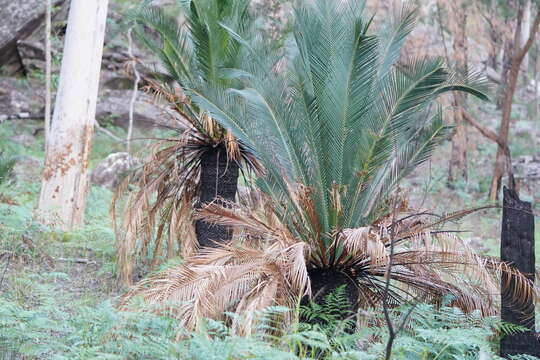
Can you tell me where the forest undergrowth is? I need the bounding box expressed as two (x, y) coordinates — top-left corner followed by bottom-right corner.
(0, 115), (538, 359)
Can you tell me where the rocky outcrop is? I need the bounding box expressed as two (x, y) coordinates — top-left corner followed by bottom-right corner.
(0, 77), (44, 122)
(0, 0), (173, 131)
(90, 152), (142, 190)
(96, 89), (174, 129)
(0, 0), (65, 75)
(0, 0), (46, 73)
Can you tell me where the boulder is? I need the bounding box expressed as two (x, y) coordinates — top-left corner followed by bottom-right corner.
(0, 77), (44, 118)
(90, 152), (142, 190)
(0, 0), (64, 74)
(12, 155), (42, 183)
(17, 40), (47, 73)
(12, 133), (37, 147)
(96, 90), (172, 129)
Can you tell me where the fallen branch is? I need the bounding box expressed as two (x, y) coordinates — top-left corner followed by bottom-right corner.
(462, 111), (506, 149)
(463, 111), (516, 191)
(95, 121), (124, 142)
(55, 257), (96, 264)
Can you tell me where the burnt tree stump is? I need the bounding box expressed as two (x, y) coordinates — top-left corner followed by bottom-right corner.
(500, 187), (539, 358)
(195, 146), (240, 248)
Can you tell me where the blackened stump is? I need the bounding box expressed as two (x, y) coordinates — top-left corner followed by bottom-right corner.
(303, 268), (359, 327)
(500, 187), (540, 358)
(195, 147), (240, 248)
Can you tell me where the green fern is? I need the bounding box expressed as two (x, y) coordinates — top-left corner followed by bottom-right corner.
(300, 286), (354, 328)
(297, 287), (358, 358)
(0, 151), (15, 186)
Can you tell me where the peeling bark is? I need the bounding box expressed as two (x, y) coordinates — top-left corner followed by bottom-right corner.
(38, 0), (109, 230)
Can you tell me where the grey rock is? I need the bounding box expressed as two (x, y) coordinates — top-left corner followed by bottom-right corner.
(90, 152), (142, 190)
(17, 40), (47, 73)
(13, 155), (42, 183)
(0, 77), (44, 116)
(96, 90), (171, 129)
(513, 155), (540, 181)
(0, 0), (47, 73)
(12, 133), (36, 147)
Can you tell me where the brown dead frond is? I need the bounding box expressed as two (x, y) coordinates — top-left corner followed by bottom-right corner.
(119, 193), (540, 332)
(112, 79), (263, 286)
(119, 240), (310, 334)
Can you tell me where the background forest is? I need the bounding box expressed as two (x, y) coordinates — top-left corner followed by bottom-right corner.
(0, 0), (539, 359)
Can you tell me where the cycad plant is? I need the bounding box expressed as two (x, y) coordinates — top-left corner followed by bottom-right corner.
(113, 0), (262, 285)
(120, 0), (539, 330)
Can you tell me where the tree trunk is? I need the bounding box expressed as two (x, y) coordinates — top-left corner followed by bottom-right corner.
(195, 146), (240, 248)
(497, 38), (514, 110)
(38, 0), (109, 230)
(448, 1), (468, 184)
(486, 21), (502, 71)
(521, 0), (531, 80)
(44, 0), (51, 154)
(500, 187), (539, 357)
(490, 55), (519, 201)
(490, 5), (540, 200)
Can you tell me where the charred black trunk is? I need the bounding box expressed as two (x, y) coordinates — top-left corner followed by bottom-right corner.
(500, 187), (540, 357)
(302, 268), (359, 329)
(195, 146), (240, 248)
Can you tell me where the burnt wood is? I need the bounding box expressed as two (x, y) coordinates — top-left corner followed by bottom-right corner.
(195, 146), (240, 248)
(500, 187), (539, 357)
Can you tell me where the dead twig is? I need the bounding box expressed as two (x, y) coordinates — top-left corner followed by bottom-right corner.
(95, 121), (125, 142)
(126, 27), (141, 156)
(55, 257), (96, 265)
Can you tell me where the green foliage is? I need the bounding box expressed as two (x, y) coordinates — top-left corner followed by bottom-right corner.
(387, 304), (498, 359)
(1, 288), (533, 360)
(297, 286), (358, 358)
(130, 0), (255, 89)
(300, 286), (355, 333)
(0, 151), (15, 186)
(193, 0), (489, 240)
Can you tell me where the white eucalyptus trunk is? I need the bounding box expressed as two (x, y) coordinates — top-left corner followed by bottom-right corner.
(38, 0), (109, 230)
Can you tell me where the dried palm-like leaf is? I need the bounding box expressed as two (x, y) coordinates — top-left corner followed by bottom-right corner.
(120, 194), (540, 332)
(120, 240), (310, 333)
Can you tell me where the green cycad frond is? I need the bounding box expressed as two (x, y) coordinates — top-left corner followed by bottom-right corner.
(191, 0), (489, 235)
(132, 0), (252, 87)
(120, 197), (540, 332)
(120, 0), (539, 331)
(114, 0), (262, 286)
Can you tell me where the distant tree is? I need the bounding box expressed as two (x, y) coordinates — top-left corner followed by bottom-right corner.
(38, 0), (109, 229)
(465, 0), (540, 200)
(489, 1), (540, 200)
(444, 0), (470, 184)
(44, 0), (51, 153)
